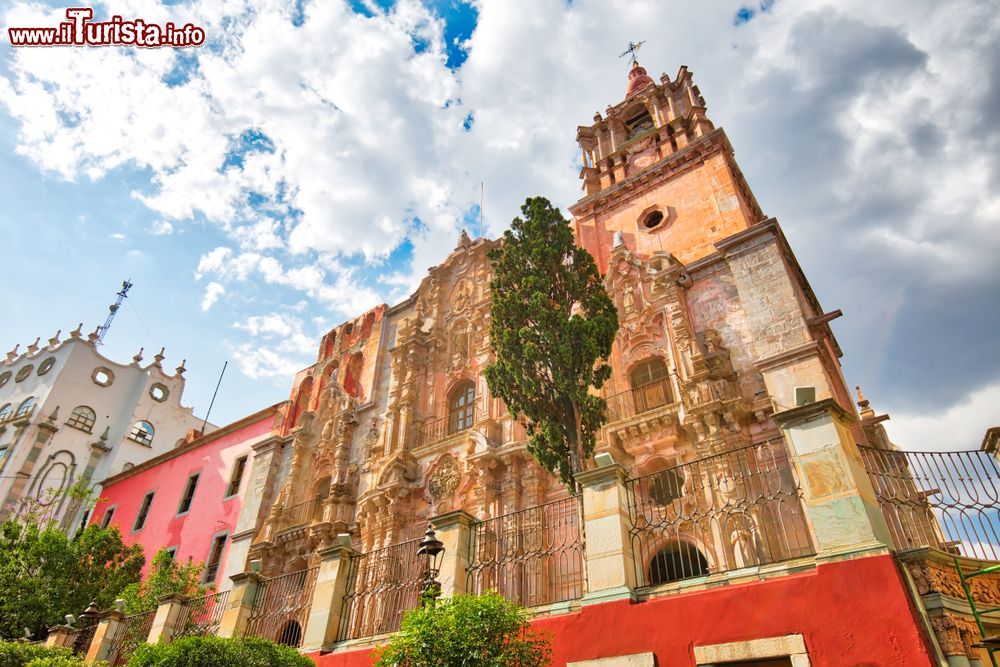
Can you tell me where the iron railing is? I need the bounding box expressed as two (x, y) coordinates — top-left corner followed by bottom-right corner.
(859, 447), (1000, 561)
(106, 609), (155, 666)
(171, 590), (230, 639)
(279, 496), (321, 531)
(467, 496), (586, 607)
(71, 615), (99, 656)
(337, 538), (424, 641)
(244, 567), (318, 647)
(626, 439), (816, 589)
(605, 378), (674, 423)
(414, 407), (485, 448)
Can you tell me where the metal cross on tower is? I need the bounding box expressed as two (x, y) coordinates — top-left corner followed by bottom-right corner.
(96, 279), (133, 345)
(620, 40), (645, 66)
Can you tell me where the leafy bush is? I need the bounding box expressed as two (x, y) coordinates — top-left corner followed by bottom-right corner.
(373, 591), (551, 667)
(0, 642), (73, 667)
(25, 655), (107, 667)
(118, 549), (208, 614)
(127, 635), (313, 667)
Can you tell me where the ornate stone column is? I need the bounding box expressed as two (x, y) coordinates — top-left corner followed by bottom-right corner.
(301, 535), (358, 652)
(430, 510), (476, 598)
(577, 456), (637, 605)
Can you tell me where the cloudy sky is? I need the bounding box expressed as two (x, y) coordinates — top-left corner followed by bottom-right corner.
(1, 0), (997, 450)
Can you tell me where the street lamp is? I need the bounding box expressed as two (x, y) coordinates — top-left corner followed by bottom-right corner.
(417, 524), (444, 605)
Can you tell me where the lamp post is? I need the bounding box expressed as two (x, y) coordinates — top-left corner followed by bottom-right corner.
(417, 524), (444, 605)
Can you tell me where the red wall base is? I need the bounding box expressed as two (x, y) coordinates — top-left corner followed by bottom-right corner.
(310, 555), (934, 667)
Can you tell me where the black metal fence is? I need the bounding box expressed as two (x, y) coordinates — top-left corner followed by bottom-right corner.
(626, 439), (816, 588)
(171, 590), (230, 639)
(858, 446), (1000, 561)
(466, 496), (586, 607)
(106, 609), (155, 666)
(71, 617), (99, 656)
(244, 567), (318, 647)
(336, 538), (424, 641)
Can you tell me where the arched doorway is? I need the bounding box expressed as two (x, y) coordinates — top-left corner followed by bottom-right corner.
(648, 541), (709, 585)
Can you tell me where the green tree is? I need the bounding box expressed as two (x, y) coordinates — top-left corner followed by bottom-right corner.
(0, 518), (144, 641)
(118, 549), (208, 614)
(484, 196), (619, 486)
(373, 592), (550, 667)
(127, 636), (312, 667)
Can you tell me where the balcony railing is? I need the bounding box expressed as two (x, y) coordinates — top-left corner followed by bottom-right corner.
(605, 378), (674, 423)
(625, 439), (816, 588)
(337, 538), (424, 641)
(858, 446), (1000, 561)
(244, 567), (318, 648)
(413, 407), (485, 449)
(106, 609), (155, 666)
(278, 496), (321, 531)
(466, 496), (586, 607)
(171, 590), (230, 639)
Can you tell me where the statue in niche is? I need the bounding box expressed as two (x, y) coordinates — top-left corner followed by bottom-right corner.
(450, 322), (470, 369)
(622, 284), (636, 314)
(451, 278), (474, 313)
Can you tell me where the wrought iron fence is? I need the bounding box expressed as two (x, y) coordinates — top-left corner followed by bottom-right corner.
(171, 590), (230, 639)
(626, 439), (816, 589)
(70, 608), (100, 656)
(467, 496), (586, 607)
(279, 496), (321, 531)
(414, 407), (485, 448)
(106, 609), (155, 666)
(858, 446), (1000, 561)
(336, 538), (424, 641)
(605, 378), (674, 423)
(244, 567), (318, 647)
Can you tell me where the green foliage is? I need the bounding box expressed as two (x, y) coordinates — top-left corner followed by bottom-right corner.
(373, 592), (551, 667)
(25, 655), (107, 667)
(126, 635), (313, 667)
(118, 549), (208, 614)
(485, 196), (619, 485)
(0, 641), (83, 667)
(0, 518), (144, 641)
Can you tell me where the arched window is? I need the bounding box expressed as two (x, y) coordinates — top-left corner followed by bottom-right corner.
(0, 403), (12, 422)
(629, 358), (672, 412)
(649, 542), (709, 585)
(14, 397), (36, 419)
(625, 108), (654, 139)
(128, 420), (155, 447)
(66, 406), (97, 433)
(448, 381), (476, 435)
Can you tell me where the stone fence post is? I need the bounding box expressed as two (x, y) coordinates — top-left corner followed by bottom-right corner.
(431, 510), (476, 598)
(218, 572), (264, 639)
(146, 594), (188, 645)
(85, 610), (124, 663)
(577, 456), (637, 605)
(44, 625), (78, 649)
(301, 534), (358, 652)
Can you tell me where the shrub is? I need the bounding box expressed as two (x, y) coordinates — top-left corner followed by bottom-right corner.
(25, 656), (107, 667)
(127, 635), (313, 667)
(0, 642), (73, 667)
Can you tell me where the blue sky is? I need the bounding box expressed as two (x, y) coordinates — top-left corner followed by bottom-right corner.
(1, 0), (998, 450)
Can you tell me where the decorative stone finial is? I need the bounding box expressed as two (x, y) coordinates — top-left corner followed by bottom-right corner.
(153, 347), (165, 368)
(46, 406), (59, 424)
(132, 347), (144, 365)
(70, 323), (83, 338)
(87, 326), (101, 343)
(626, 60), (655, 97)
(458, 229), (472, 247)
(856, 385), (875, 419)
(26, 337), (40, 354)
(175, 359), (187, 376)
(5, 344), (19, 362)
(99, 426), (110, 442)
(613, 230), (624, 248)
(47, 330), (61, 347)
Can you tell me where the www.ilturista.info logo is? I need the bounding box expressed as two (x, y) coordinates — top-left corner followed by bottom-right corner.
(8, 8), (205, 47)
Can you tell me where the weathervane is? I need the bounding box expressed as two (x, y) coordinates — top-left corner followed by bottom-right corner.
(620, 40), (645, 67)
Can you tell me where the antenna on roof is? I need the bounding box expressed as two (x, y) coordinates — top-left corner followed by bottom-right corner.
(480, 182), (484, 238)
(95, 279), (133, 345)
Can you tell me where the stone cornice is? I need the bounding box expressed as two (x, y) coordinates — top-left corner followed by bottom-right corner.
(772, 398), (855, 429)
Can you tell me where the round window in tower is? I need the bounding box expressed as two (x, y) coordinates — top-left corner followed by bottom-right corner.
(37, 357), (56, 376)
(149, 383), (169, 402)
(92, 367), (115, 387)
(15, 365), (33, 382)
(0, 371), (11, 388)
(641, 209), (665, 231)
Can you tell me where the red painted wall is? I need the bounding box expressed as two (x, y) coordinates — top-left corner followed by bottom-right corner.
(91, 410), (275, 584)
(310, 555), (934, 667)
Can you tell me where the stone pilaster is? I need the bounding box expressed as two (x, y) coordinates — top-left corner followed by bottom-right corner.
(44, 625), (78, 649)
(85, 611), (124, 662)
(576, 460), (637, 605)
(773, 399), (892, 560)
(0, 420), (57, 518)
(217, 572), (263, 639)
(146, 594), (187, 645)
(430, 510), (475, 598)
(301, 535), (358, 652)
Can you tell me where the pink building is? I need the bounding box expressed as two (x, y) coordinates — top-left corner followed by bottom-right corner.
(91, 403), (284, 588)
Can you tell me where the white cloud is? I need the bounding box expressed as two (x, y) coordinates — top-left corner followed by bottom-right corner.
(148, 220), (175, 236)
(201, 282), (225, 311)
(231, 311), (318, 379)
(883, 382), (1000, 452)
(109, 232), (127, 240)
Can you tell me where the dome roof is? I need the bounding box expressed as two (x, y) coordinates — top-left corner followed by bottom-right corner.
(626, 61), (655, 97)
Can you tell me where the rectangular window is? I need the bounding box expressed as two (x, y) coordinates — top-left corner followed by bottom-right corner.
(133, 491), (155, 531)
(177, 473), (200, 515)
(101, 506), (116, 528)
(203, 534), (228, 584)
(225, 456), (248, 498)
(165, 546), (177, 560)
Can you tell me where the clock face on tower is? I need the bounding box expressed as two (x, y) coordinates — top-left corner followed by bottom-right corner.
(627, 135), (658, 171)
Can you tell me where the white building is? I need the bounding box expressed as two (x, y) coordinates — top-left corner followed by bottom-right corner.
(0, 324), (210, 533)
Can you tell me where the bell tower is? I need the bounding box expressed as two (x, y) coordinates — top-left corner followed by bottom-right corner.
(571, 60), (765, 272)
